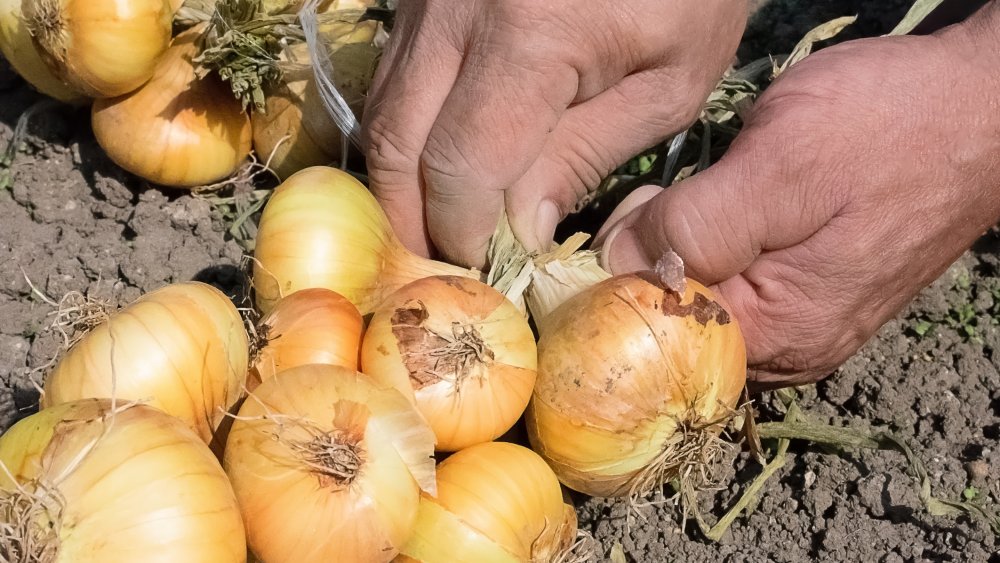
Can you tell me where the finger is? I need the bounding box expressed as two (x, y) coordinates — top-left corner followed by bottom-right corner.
(362, 2), (466, 257)
(598, 103), (848, 284)
(419, 29), (580, 268)
(594, 184), (663, 244)
(505, 66), (706, 252)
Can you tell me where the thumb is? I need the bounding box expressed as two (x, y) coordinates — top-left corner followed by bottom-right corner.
(597, 114), (845, 286)
(598, 160), (763, 285)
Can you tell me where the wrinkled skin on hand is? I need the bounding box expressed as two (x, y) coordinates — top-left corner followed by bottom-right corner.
(362, 0), (747, 267)
(598, 7), (1000, 389)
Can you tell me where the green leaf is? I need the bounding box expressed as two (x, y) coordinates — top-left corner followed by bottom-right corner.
(913, 320), (933, 336)
(888, 0), (947, 36)
(963, 487), (979, 501)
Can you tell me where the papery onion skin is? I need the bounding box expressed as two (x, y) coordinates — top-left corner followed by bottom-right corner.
(398, 441), (577, 563)
(526, 273), (747, 498)
(224, 364), (437, 563)
(252, 166), (478, 315)
(361, 276), (537, 452)
(0, 399), (246, 562)
(250, 287), (363, 389)
(42, 281), (249, 445)
(91, 26), (252, 188)
(24, 0), (173, 98)
(0, 0), (84, 102)
(251, 25), (377, 180)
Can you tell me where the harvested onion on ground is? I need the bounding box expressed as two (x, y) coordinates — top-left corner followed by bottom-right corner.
(250, 287), (363, 390)
(361, 275), (536, 452)
(398, 441), (579, 563)
(252, 166), (479, 315)
(43, 281), (248, 444)
(23, 0), (173, 98)
(224, 364), (436, 563)
(91, 25), (252, 188)
(525, 258), (747, 498)
(0, 399), (246, 562)
(251, 20), (378, 179)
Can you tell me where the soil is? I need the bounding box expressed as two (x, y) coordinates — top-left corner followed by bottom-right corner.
(1, 1), (998, 562)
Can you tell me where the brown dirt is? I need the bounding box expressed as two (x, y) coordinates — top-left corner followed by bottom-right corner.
(1, 1), (997, 562)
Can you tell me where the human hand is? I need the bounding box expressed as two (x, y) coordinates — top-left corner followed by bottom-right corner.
(362, 0), (747, 267)
(596, 11), (1000, 389)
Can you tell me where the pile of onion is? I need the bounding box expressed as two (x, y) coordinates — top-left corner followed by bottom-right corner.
(524, 253), (747, 498)
(361, 275), (537, 452)
(0, 399), (246, 561)
(224, 364), (436, 563)
(43, 281), (248, 444)
(250, 287), (364, 390)
(398, 441), (579, 562)
(252, 166), (479, 315)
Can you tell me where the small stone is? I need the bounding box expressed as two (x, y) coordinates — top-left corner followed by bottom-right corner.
(966, 460), (989, 481)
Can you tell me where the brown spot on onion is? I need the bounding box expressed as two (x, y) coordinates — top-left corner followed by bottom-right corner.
(662, 291), (731, 326)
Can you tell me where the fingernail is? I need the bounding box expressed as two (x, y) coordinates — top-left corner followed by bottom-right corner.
(601, 224), (653, 275)
(535, 200), (561, 252)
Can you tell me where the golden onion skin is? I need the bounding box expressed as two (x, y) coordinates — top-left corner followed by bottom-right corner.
(0, 399), (246, 562)
(91, 26), (252, 188)
(398, 442), (576, 563)
(361, 276), (537, 452)
(526, 274), (747, 497)
(24, 0), (173, 98)
(0, 0), (84, 102)
(224, 365), (436, 563)
(250, 287), (364, 389)
(43, 281), (249, 444)
(251, 23), (377, 179)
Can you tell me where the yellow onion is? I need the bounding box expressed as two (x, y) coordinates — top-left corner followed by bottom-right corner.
(398, 441), (577, 563)
(23, 0), (172, 98)
(252, 166), (479, 315)
(252, 23), (378, 180)
(0, 399), (246, 561)
(91, 26), (252, 188)
(224, 364), (436, 563)
(361, 276), (536, 452)
(43, 281), (248, 445)
(526, 271), (746, 498)
(0, 0), (84, 102)
(250, 287), (363, 390)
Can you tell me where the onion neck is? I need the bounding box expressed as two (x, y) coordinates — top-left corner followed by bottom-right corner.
(379, 240), (483, 309)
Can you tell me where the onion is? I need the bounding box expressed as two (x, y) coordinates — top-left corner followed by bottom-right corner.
(91, 25), (252, 188)
(23, 0), (172, 98)
(361, 275), (536, 452)
(250, 287), (363, 390)
(43, 281), (248, 445)
(252, 166), (480, 315)
(224, 363), (436, 563)
(0, 0), (84, 103)
(251, 22), (378, 180)
(398, 441), (578, 562)
(525, 268), (747, 498)
(0, 399), (246, 561)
